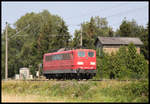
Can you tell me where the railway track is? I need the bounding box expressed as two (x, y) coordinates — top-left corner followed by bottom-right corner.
(7, 78), (146, 82)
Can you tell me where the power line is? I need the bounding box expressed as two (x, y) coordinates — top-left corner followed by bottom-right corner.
(64, 3), (131, 21)
(9, 24), (30, 39)
(67, 5), (147, 36)
(106, 6), (147, 19)
(3, 5), (147, 37)
(67, 5), (147, 27)
(65, 3), (146, 28)
(47, 35), (71, 37)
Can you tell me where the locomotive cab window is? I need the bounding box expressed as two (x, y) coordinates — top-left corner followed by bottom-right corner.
(88, 52), (94, 57)
(78, 51), (85, 57)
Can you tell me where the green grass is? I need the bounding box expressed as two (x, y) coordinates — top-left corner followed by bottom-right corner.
(2, 79), (149, 102)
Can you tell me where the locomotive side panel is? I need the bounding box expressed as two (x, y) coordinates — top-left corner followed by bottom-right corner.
(43, 51), (74, 74)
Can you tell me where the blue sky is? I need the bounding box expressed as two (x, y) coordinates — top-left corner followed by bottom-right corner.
(2, 1), (149, 36)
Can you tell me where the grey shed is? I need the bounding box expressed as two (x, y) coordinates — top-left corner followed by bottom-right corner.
(95, 37), (143, 55)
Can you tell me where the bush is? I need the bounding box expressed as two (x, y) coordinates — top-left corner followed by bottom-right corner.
(96, 51), (111, 79)
(126, 43), (148, 79)
(96, 43), (148, 80)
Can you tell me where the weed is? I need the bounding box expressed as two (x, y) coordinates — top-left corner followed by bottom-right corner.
(2, 80), (149, 102)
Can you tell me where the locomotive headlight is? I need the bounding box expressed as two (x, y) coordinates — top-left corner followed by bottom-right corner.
(90, 62), (95, 65)
(77, 62), (84, 65)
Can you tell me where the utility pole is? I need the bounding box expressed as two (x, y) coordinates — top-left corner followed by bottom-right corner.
(5, 22), (8, 80)
(4, 22), (30, 80)
(38, 64), (41, 79)
(80, 24), (82, 47)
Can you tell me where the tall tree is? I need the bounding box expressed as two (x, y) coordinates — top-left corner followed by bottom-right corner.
(139, 23), (149, 60)
(72, 16), (114, 48)
(116, 19), (142, 37)
(116, 19), (149, 59)
(1, 10), (71, 78)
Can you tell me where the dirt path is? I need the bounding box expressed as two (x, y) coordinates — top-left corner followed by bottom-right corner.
(2, 94), (66, 102)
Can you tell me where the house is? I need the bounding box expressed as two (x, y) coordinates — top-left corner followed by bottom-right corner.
(95, 37), (143, 55)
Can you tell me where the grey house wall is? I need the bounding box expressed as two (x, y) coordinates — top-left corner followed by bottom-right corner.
(96, 41), (103, 56)
(95, 41), (141, 55)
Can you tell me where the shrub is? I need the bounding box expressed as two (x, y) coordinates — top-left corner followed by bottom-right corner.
(96, 43), (148, 80)
(96, 51), (110, 79)
(126, 43), (148, 79)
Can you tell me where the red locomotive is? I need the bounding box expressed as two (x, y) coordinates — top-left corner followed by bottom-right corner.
(43, 49), (96, 79)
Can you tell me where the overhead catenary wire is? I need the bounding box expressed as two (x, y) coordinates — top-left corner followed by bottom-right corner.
(9, 24), (30, 39)
(66, 5), (147, 37)
(65, 3), (147, 28)
(67, 5), (147, 28)
(46, 35), (71, 37)
(3, 5), (147, 37)
(106, 6), (147, 19)
(2, 3), (117, 33)
(64, 3), (131, 21)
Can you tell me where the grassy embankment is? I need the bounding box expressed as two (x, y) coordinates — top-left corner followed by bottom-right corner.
(2, 79), (148, 102)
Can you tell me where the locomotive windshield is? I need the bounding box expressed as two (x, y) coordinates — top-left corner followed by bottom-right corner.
(88, 52), (94, 57)
(78, 51), (85, 57)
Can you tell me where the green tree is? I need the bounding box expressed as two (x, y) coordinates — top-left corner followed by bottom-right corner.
(1, 25), (23, 78)
(116, 19), (141, 37)
(96, 43), (148, 80)
(72, 30), (81, 47)
(96, 51), (112, 79)
(72, 16), (114, 48)
(116, 19), (149, 60)
(126, 43), (148, 79)
(139, 24), (149, 60)
(1, 10), (71, 78)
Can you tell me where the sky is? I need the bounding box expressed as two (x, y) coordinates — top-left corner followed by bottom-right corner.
(1, 1), (149, 36)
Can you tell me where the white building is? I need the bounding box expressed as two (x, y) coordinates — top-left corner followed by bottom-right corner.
(19, 67), (33, 79)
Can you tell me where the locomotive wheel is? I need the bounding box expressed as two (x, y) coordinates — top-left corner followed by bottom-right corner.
(45, 74), (49, 79)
